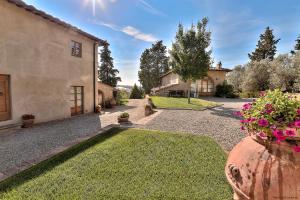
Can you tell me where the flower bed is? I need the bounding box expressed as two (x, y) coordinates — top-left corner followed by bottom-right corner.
(235, 90), (300, 152)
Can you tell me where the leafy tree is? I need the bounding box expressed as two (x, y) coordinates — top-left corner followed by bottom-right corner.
(98, 45), (121, 87)
(226, 65), (245, 92)
(248, 27), (280, 61)
(169, 18), (212, 103)
(242, 60), (271, 92)
(269, 54), (299, 92)
(130, 84), (144, 99)
(138, 41), (169, 94)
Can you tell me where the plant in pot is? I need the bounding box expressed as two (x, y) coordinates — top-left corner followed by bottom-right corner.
(22, 114), (35, 128)
(95, 105), (102, 113)
(118, 112), (129, 123)
(145, 104), (154, 116)
(226, 89), (300, 199)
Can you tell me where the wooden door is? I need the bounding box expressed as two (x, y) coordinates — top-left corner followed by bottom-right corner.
(70, 86), (84, 116)
(0, 75), (11, 121)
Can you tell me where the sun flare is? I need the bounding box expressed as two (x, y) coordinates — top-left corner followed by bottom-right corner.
(83, 0), (107, 15)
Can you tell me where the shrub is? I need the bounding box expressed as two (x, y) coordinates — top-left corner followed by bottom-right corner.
(119, 112), (129, 118)
(116, 90), (130, 105)
(236, 89), (300, 152)
(239, 91), (260, 98)
(130, 84), (144, 99)
(215, 82), (237, 98)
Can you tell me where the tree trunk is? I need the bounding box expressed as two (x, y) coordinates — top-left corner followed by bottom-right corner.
(187, 79), (192, 104)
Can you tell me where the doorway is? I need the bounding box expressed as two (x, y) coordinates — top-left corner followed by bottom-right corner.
(0, 75), (11, 121)
(70, 86), (84, 116)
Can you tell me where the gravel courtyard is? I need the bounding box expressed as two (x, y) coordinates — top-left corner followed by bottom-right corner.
(142, 98), (253, 151)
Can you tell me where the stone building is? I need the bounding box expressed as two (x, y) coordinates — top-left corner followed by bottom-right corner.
(0, 0), (107, 126)
(151, 63), (231, 97)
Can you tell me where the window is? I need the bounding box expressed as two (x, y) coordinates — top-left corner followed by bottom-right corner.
(71, 41), (82, 57)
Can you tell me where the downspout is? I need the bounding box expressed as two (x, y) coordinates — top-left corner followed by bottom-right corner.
(93, 42), (97, 112)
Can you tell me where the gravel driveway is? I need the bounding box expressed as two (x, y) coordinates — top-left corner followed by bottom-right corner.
(141, 98), (253, 151)
(0, 99), (147, 176)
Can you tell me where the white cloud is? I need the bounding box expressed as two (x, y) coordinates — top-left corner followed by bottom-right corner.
(137, 0), (165, 17)
(91, 20), (158, 43)
(122, 26), (158, 42)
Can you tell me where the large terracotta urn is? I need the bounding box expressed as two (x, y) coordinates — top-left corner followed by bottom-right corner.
(225, 135), (300, 200)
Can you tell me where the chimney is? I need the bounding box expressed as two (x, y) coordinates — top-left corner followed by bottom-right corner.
(216, 61), (222, 70)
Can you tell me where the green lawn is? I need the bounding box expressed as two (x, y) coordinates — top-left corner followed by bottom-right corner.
(151, 96), (218, 110)
(0, 128), (232, 200)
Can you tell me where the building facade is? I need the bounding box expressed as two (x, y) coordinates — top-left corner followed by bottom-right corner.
(152, 64), (231, 97)
(0, 0), (106, 126)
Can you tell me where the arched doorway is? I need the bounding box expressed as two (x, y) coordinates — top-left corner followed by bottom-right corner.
(98, 90), (104, 106)
(198, 76), (214, 96)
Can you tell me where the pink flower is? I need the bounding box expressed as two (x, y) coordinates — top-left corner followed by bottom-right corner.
(297, 108), (300, 116)
(240, 119), (249, 124)
(288, 122), (295, 128)
(295, 120), (300, 128)
(285, 129), (296, 137)
(258, 119), (269, 127)
(258, 132), (267, 140)
(240, 126), (246, 131)
(242, 103), (252, 110)
(273, 129), (285, 144)
(265, 109), (273, 114)
(270, 125), (277, 130)
(293, 146), (300, 153)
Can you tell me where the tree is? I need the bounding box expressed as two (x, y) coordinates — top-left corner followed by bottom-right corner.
(130, 84), (144, 99)
(98, 44), (121, 87)
(242, 60), (271, 92)
(248, 27), (280, 61)
(169, 18), (212, 103)
(291, 35), (300, 54)
(138, 41), (169, 94)
(226, 65), (245, 92)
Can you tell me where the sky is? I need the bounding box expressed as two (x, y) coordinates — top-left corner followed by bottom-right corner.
(23, 0), (300, 85)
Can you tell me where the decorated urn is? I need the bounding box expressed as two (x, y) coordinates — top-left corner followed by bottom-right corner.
(225, 90), (300, 200)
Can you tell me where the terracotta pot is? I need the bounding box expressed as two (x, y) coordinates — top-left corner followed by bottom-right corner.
(118, 116), (129, 123)
(225, 135), (300, 200)
(22, 119), (34, 128)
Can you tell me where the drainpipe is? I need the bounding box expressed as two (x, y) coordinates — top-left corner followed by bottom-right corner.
(93, 42), (97, 112)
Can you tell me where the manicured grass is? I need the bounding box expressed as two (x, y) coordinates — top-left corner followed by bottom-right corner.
(0, 128), (232, 200)
(151, 96), (218, 110)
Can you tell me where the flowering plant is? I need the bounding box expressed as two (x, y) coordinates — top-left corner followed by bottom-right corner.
(235, 90), (300, 152)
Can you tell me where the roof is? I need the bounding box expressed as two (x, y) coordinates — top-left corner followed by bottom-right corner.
(7, 0), (107, 45)
(160, 67), (232, 78)
(98, 81), (116, 90)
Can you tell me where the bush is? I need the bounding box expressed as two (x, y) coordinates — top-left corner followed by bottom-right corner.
(119, 112), (129, 118)
(130, 84), (144, 99)
(116, 90), (130, 105)
(215, 82), (237, 98)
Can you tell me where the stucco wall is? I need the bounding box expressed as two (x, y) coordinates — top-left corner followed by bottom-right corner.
(0, 1), (98, 126)
(158, 70), (227, 96)
(97, 82), (114, 104)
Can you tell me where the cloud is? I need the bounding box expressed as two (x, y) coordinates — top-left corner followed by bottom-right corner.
(91, 20), (158, 43)
(122, 26), (158, 42)
(137, 0), (165, 17)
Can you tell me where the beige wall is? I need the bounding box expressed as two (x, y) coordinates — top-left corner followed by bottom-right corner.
(158, 70), (227, 96)
(0, 1), (98, 126)
(97, 82), (114, 104)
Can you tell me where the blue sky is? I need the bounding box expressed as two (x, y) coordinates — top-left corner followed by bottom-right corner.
(24, 0), (300, 85)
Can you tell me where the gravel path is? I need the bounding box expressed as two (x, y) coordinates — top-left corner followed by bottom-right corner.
(0, 99), (147, 174)
(141, 98), (252, 151)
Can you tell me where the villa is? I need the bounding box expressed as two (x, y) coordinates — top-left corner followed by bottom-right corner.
(151, 62), (231, 97)
(0, 0), (107, 126)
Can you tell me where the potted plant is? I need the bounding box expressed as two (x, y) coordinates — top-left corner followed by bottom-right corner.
(95, 105), (102, 113)
(226, 89), (300, 199)
(145, 104), (154, 116)
(22, 114), (35, 128)
(118, 112), (129, 123)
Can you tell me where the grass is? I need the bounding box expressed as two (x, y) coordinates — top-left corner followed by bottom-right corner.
(0, 128), (232, 200)
(151, 96), (218, 110)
